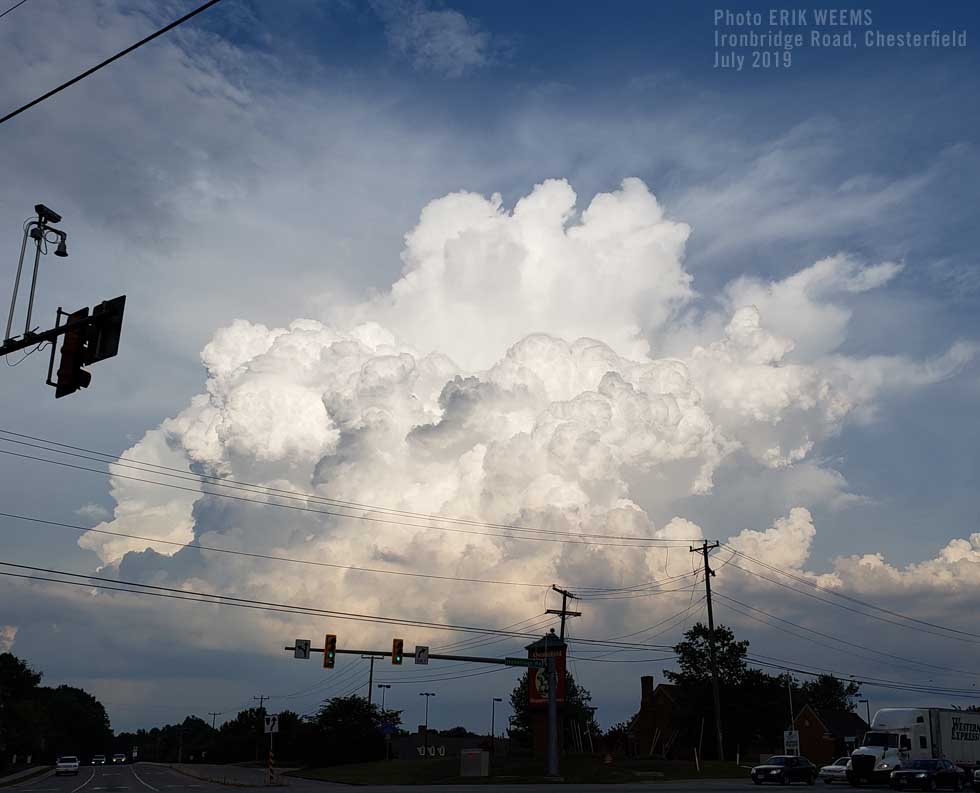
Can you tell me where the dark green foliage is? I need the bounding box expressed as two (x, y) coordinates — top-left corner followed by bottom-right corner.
(0, 653), (112, 769)
(507, 669), (599, 749)
(654, 624), (862, 759)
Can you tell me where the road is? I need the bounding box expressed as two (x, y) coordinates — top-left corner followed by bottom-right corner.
(8, 765), (831, 792)
(11, 765), (213, 793)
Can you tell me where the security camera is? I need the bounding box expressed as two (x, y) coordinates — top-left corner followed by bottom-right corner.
(34, 204), (62, 225)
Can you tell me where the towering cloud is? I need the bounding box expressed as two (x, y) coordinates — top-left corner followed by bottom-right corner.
(79, 178), (977, 655)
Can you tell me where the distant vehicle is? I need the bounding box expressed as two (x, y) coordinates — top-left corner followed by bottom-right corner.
(112, 753), (127, 764)
(92, 755), (106, 765)
(891, 758), (963, 790)
(56, 756), (80, 776)
(820, 757), (851, 784)
(850, 709), (980, 785)
(752, 755), (818, 785)
(972, 768), (979, 789)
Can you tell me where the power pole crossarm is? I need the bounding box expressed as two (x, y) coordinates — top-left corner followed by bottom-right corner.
(548, 585), (581, 642)
(691, 540), (724, 762)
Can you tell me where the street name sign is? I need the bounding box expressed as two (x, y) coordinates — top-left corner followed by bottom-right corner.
(504, 657), (545, 668)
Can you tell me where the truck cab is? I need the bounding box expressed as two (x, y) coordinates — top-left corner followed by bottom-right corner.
(849, 709), (932, 785)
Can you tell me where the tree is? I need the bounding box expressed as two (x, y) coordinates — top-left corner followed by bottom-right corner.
(799, 675), (861, 712)
(664, 622), (749, 687)
(312, 695), (388, 765)
(507, 670), (599, 750)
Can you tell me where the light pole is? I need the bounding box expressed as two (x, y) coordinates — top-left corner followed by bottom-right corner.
(420, 692), (436, 756)
(491, 697), (503, 759)
(377, 683), (391, 711)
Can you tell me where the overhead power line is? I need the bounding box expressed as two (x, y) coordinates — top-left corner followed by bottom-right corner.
(0, 429), (698, 551)
(0, 510), (700, 597)
(0, 0), (29, 21)
(0, 560), (674, 651)
(0, 0), (225, 126)
(0, 445), (701, 551)
(723, 546), (980, 641)
(714, 591), (980, 679)
(723, 557), (980, 646)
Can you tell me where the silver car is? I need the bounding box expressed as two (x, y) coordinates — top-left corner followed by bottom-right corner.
(820, 757), (851, 784)
(56, 756), (80, 776)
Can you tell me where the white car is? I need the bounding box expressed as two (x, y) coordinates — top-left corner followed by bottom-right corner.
(56, 756), (80, 776)
(819, 757), (851, 784)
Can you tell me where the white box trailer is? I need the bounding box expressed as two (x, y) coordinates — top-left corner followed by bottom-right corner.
(849, 709), (980, 785)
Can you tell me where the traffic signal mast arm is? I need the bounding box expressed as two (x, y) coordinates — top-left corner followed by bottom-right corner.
(285, 644), (544, 667)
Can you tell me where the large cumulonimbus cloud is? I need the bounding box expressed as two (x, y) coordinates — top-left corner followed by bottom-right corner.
(82, 178), (978, 652)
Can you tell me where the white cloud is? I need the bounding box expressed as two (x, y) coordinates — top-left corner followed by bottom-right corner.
(61, 178), (978, 685)
(0, 625), (16, 652)
(75, 503), (111, 523)
(373, 0), (492, 77)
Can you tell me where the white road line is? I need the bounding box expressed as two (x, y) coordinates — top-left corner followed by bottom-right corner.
(129, 767), (158, 793)
(71, 769), (96, 793)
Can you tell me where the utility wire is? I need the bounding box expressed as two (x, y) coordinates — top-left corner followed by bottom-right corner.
(0, 510), (697, 598)
(723, 558), (980, 646)
(714, 591), (980, 679)
(0, 560), (673, 651)
(0, 446), (699, 551)
(0, 0), (225, 126)
(0, 0), (29, 21)
(723, 546), (980, 640)
(0, 430), (702, 554)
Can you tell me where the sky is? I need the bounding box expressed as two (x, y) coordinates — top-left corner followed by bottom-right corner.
(1, 0), (979, 735)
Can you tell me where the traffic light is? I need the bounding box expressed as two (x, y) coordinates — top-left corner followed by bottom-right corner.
(392, 638), (404, 665)
(84, 295), (126, 364)
(55, 308), (92, 398)
(323, 634), (337, 669)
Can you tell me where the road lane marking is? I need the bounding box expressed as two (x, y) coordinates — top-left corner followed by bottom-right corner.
(70, 770), (96, 793)
(129, 768), (158, 793)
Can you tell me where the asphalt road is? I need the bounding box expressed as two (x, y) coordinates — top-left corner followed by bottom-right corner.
(9, 765), (855, 792)
(12, 764), (217, 793)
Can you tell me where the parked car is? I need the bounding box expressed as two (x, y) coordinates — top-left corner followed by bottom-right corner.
(92, 755), (106, 765)
(112, 753), (127, 764)
(972, 768), (979, 789)
(820, 757), (851, 784)
(56, 756), (80, 776)
(752, 755), (819, 785)
(891, 758), (963, 790)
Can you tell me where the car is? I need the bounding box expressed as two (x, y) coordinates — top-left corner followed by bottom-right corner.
(112, 753), (127, 764)
(752, 755), (819, 785)
(92, 755), (106, 765)
(973, 769), (980, 790)
(819, 757), (851, 784)
(891, 758), (963, 791)
(55, 756), (80, 776)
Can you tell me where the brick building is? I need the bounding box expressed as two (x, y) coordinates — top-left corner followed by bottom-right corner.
(793, 704), (868, 767)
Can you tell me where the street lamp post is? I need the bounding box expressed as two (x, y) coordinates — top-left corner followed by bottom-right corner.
(420, 692), (436, 756)
(377, 683), (391, 711)
(491, 697), (503, 759)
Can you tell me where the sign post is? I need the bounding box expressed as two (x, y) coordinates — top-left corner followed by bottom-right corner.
(264, 714), (279, 785)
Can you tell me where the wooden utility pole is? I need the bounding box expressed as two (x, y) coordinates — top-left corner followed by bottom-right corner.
(547, 585), (581, 641)
(690, 541), (724, 761)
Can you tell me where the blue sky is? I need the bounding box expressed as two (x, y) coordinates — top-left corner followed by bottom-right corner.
(1, 0), (979, 733)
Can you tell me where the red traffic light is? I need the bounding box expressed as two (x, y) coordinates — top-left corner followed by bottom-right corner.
(55, 308), (92, 398)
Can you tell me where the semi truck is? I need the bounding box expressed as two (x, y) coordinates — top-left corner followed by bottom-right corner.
(848, 708), (980, 785)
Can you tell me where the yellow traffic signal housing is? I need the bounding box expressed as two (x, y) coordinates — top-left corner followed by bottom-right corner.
(392, 638), (404, 665)
(324, 634), (337, 669)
